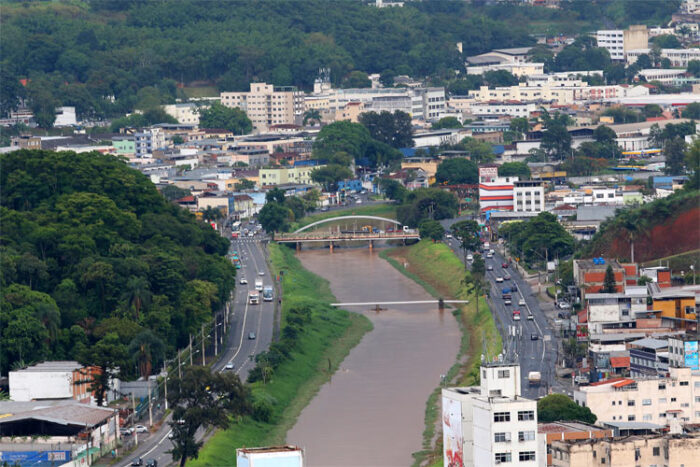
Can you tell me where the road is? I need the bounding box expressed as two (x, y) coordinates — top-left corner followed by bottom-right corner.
(119, 222), (276, 466)
(444, 233), (566, 399)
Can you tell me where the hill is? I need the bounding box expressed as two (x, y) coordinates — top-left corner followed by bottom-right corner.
(0, 150), (235, 378)
(584, 189), (700, 264)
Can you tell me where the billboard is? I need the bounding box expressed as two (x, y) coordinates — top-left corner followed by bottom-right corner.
(685, 341), (699, 370)
(442, 396), (464, 467)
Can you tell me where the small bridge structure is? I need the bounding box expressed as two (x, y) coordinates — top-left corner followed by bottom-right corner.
(274, 215), (420, 251)
(331, 299), (469, 311)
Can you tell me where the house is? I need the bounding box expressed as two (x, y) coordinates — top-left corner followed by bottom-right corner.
(537, 421), (613, 466)
(9, 361), (101, 405)
(573, 259), (627, 296)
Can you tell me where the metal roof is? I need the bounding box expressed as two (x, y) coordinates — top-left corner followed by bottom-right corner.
(0, 401), (115, 428)
(630, 337), (668, 349)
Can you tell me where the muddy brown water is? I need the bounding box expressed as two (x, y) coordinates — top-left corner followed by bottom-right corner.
(287, 248), (461, 467)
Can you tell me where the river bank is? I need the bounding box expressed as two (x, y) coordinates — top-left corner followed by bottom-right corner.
(382, 240), (502, 467)
(191, 243), (372, 466)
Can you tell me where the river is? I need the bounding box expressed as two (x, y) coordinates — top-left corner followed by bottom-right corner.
(287, 248), (461, 466)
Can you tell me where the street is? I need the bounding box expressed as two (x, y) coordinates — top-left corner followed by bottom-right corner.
(118, 222), (276, 466)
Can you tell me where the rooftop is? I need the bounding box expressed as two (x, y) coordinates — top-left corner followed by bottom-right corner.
(538, 421), (608, 434)
(630, 337), (668, 350)
(0, 401), (115, 428)
(10, 361), (83, 373)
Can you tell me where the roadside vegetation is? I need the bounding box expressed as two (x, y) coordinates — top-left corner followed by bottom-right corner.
(191, 243), (372, 466)
(382, 240), (501, 467)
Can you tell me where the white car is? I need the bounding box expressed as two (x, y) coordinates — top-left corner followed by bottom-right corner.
(495, 277), (504, 283)
(445, 233), (453, 239)
(134, 425), (148, 433)
(467, 254), (473, 261)
(258, 271), (265, 276)
(239, 277), (248, 284)
(355, 199), (362, 204)
(558, 301), (571, 309)
(487, 265), (494, 271)
(518, 299), (526, 306)
(225, 362), (234, 370)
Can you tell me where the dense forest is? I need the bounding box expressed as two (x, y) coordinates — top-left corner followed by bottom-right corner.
(0, 150), (235, 378)
(0, 0), (679, 122)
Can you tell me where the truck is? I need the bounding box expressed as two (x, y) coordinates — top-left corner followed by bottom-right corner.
(255, 279), (263, 291)
(248, 291), (259, 305)
(262, 286), (273, 302)
(501, 288), (512, 302)
(528, 371), (541, 386)
(231, 231), (239, 239)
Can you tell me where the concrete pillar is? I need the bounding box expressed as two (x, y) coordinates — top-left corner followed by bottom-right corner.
(438, 298), (445, 310)
(369, 240), (373, 251)
(296, 242), (300, 252)
(329, 242), (334, 253)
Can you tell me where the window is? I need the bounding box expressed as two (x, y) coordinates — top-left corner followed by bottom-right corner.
(680, 381), (689, 386)
(643, 414), (652, 421)
(518, 431), (535, 442)
(643, 399), (652, 406)
(518, 411), (535, 421)
(628, 400), (635, 406)
(672, 397), (677, 402)
(682, 403), (689, 407)
(495, 432), (511, 443)
(519, 451), (536, 462)
(498, 370), (510, 379)
(495, 452), (511, 463)
(659, 398), (667, 404)
(653, 447), (660, 456)
(659, 383), (666, 390)
(628, 415), (636, 421)
(612, 401), (616, 406)
(494, 412), (511, 422)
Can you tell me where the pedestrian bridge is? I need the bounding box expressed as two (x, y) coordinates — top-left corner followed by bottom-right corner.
(331, 300), (469, 306)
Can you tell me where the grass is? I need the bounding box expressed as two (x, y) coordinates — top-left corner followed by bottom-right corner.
(641, 249), (700, 273)
(382, 241), (501, 466)
(182, 86), (219, 98)
(191, 243), (372, 466)
(289, 203), (397, 231)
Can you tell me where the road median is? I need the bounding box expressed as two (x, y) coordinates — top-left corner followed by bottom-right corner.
(191, 243), (372, 466)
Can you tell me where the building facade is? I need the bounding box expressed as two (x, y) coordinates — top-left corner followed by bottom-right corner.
(479, 165), (517, 213)
(134, 127), (166, 158)
(596, 25), (648, 61)
(221, 83), (304, 132)
(512, 180), (545, 213)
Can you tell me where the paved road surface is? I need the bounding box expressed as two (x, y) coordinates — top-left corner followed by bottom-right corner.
(119, 222), (275, 466)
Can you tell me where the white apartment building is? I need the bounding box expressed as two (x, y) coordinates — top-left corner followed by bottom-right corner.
(470, 101), (537, 118)
(627, 48), (700, 67)
(442, 362), (539, 467)
(584, 288), (649, 335)
(221, 83), (304, 132)
(639, 68), (688, 85)
(134, 127), (166, 158)
(162, 103), (203, 125)
(596, 25), (648, 61)
(513, 180), (545, 213)
(574, 367), (700, 426)
(466, 62), (545, 78)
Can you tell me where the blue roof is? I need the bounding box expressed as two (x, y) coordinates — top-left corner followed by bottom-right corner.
(400, 148), (416, 157)
(492, 145), (505, 155)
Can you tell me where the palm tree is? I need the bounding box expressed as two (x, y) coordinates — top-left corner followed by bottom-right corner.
(34, 302), (60, 345)
(201, 206), (223, 223)
(462, 272), (488, 317)
(303, 109), (321, 126)
(122, 276), (151, 319)
(129, 331), (165, 379)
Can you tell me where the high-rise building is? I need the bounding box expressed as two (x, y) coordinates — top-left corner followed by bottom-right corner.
(442, 362), (539, 467)
(221, 83), (304, 132)
(596, 25), (648, 61)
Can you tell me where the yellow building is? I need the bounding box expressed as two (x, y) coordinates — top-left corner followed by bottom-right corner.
(401, 159), (439, 178)
(259, 164), (325, 187)
(652, 288), (697, 323)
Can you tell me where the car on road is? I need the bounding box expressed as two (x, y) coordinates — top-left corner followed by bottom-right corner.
(504, 298), (512, 305)
(467, 254), (473, 261)
(502, 262), (508, 268)
(120, 427), (133, 436)
(321, 206), (329, 212)
(503, 274), (511, 281)
(487, 265), (493, 271)
(131, 458), (143, 466)
(225, 362), (234, 370)
(355, 199), (362, 204)
(239, 277), (248, 284)
(557, 301), (571, 309)
(445, 233), (452, 239)
(518, 298), (526, 306)
(146, 460), (158, 467)
(527, 313), (534, 320)
(258, 271), (265, 276)
(248, 332), (256, 340)
(486, 253), (494, 258)
(531, 333), (538, 340)
(495, 276), (504, 283)
(134, 425), (148, 433)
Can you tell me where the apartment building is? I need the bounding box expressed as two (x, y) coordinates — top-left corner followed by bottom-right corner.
(258, 162), (325, 187)
(512, 180), (545, 213)
(470, 101), (537, 118)
(551, 432), (700, 467)
(134, 127), (166, 157)
(467, 79), (639, 105)
(466, 62), (545, 78)
(573, 259), (627, 295)
(478, 165), (518, 213)
(669, 335), (700, 370)
(596, 25), (648, 61)
(442, 362), (539, 467)
(574, 367), (700, 426)
(221, 83), (304, 132)
(584, 287), (648, 335)
(162, 102), (203, 125)
(9, 361), (100, 405)
(627, 48), (700, 67)
(538, 422), (613, 466)
(639, 68), (688, 85)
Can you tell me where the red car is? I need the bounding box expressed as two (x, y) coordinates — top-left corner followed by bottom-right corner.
(502, 263), (508, 268)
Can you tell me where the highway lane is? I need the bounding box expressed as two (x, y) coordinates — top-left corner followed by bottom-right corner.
(444, 236), (566, 399)
(120, 223), (276, 467)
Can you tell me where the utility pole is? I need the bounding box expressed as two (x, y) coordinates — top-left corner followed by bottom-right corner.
(177, 352), (182, 379)
(201, 324), (206, 366)
(148, 379), (153, 428)
(214, 318), (218, 356)
(189, 334), (193, 366)
(131, 393), (138, 447)
(163, 363), (168, 411)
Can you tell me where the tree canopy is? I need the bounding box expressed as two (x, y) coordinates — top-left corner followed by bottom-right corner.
(359, 111), (414, 149)
(537, 394), (597, 424)
(499, 212), (575, 265)
(198, 102), (252, 135)
(435, 158), (478, 185)
(396, 188), (458, 227)
(0, 150), (235, 379)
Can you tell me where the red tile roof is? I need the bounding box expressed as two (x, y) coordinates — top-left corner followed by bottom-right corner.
(589, 377), (627, 387)
(612, 379), (635, 388)
(610, 356), (630, 368)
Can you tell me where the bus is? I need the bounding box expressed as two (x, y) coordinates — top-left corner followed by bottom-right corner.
(248, 291), (259, 305)
(263, 286), (273, 302)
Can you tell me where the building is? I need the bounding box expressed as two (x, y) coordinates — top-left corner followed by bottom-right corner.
(466, 62), (545, 78)
(651, 286), (698, 329)
(221, 83), (304, 132)
(478, 165), (518, 213)
(550, 432), (700, 467)
(669, 335), (700, 370)
(134, 127), (166, 158)
(512, 180), (545, 213)
(112, 136), (135, 156)
(638, 68), (688, 85)
(54, 106), (77, 127)
(596, 25), (648, 61)
(574, 367), (700, 426)
(584, 287), (648, 335)
(537, 421), (613, 466)
(162, 102), (203, 125)
(0, 400), (120, 466)
(236, 445), (304, 466)
(442, 362), (539, 467)
(629, 337), (669, 378)
(470, 101), (537, 118)
(9, 361), (100, 405)
(627, 48), (700, 67)
(573, 259), (628, 296)
(10, 135), (41, 150)
(259, 162), (325, 187)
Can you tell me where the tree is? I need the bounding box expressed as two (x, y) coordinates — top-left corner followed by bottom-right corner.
(303, 109), (321, 126)
(498, 162), (530, 179)
(541, 112), (572, 161)
(198, 102), (252, 135)
(0, 68), (25, 118)
(462, 268), (488, 318)
(313, 121), (372, 162)
(642, 104), (663, 119)
(258, 202), (291, 233)
(665, 137), (687, 175)
(379, 69), (395, 87)
(128, 330), (165, 378)
(201, 206), (224, 223)
(378, 178), (408, 202)
(635, 54), (653, 69)
(78, 332), (128, 406)
(432, 116), (462, 130)
(561, 337), (587, 368)
(603, 63), (626, 84)
(508, 117), (529, 140)
(537, 394), (596, 424)
(160, 185), (191, 201)
(483, 70), (518, 87)
(651, 34), (681, 49)
(682, 102), (700, 119)
(265, 187), (286, 204)
(685, 138), (700, 190)
(419, 219), (445, 242)
(342, 71), (371, 88)
(284, 196), (306, 221)
(602, 106), (643, 124)
(435, 158), (478, 185)
(234, 178), (256, 191)
(452, 220), (480, 268)
(593, 125), (617, 144)
(688, 60), (700, 78)
(168, 366), (251, 467)
(122, 276), (151, 319)
(310, 164), (353, 192)
(26, 77), (59, 129)
(602, 264), (617, 293)
(358, 111), (413, 148)
(396, 188), (458, 226)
